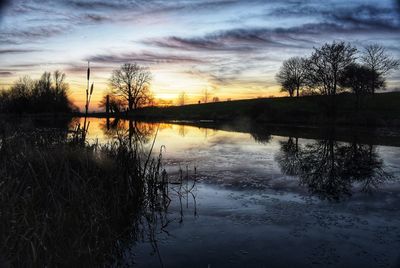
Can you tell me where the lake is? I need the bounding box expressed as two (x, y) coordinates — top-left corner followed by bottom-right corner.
(78, 117), (400, 268)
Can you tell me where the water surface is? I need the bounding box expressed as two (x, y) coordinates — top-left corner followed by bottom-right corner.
(80, 117), (400, 268)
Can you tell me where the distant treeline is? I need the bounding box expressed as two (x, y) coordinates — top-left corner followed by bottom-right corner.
(276, 42), (399, 102)
(0, 71), (76, 114)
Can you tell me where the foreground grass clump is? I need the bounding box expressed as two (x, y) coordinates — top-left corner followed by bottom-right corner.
(0, 125), (166, 267)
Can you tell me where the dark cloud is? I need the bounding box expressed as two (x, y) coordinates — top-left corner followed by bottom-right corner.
(0, 71), (13, 76)
(149, 10), (399, 53)
(84, 13), (110, 23)
(330, 5), (399, 31)
(146, 28), (311, 52)
(269, 4), (399, 32)
(66, 0), (133, 10)
(0, 0), (10, 14)
(0, 26), (68, 44)
(86, 51), (204, 64)
(0, 48), (40, 54)
(64, 64), (112, 74)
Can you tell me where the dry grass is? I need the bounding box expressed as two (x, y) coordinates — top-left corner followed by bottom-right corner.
(0, 123), (168, 267)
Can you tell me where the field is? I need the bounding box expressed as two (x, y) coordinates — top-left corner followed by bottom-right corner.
(120, 92), (400, 127)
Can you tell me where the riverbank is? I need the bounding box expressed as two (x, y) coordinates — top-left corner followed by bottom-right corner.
(3, 92), (400, 128)
(125, 92), (400, 127)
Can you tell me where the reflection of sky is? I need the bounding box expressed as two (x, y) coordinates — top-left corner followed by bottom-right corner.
(1, 0), (399, 108)
(81, 118), (400, 192)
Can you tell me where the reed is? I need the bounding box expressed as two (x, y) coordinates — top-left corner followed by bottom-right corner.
(0, 122), (169, 267)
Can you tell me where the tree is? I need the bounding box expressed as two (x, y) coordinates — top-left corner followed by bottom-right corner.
(339, 63), (383, 108)
(276, 57), (307, 97)
(99, 93), (125, 113)
(306, 41), (357, 96)
(202, 88), (210, 103)
(109, 63), (152, 112)
(212, 96), (220, 102)
(361, 44), (400, 94)
(177, 91), (187, 106)
(0, 71), (73, 114)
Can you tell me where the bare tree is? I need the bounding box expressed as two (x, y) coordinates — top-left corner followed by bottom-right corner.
(202, 88), (210, 103)
(109, 63), (152, 111)
(53, 70), (67, 93)
(212, 96), (220, 102)
(178, 91), (187, 106)
(361, 44), (400, 93)
(276, 57), (307, 97)
(306, 41), (357, 96)
(98, 93), (125, 113)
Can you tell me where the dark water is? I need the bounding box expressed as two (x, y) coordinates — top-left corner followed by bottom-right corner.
(79, 118), (400, 268)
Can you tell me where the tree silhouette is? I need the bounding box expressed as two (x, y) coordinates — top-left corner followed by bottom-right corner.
(306, 41), (357, 96)
(276, 57), (307, 97)
(178, 91), (187, 106)
(339, 63), (383, 109)
(0, 71), (74, 114)
(361, 44), (400, 94)
(109, 63), (152, 112)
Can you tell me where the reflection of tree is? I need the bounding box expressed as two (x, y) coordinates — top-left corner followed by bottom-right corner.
(277, 137), (300, 176)
(249, 125), (272, 144)
(276, 135), (390, 201)
(100, 118), (157, 147)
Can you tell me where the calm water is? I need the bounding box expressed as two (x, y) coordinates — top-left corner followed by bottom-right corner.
(78, 117), (400, 268)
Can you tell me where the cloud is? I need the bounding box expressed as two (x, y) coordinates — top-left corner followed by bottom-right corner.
(0, 48), (40, 54)
(146, 28), (312, 53)
(0, 0), (10, 14)
(0, 25), (68, 44)
(0, 71), (13, 76)
(86, 51), (204, 64)
(330, 5), (399, 31)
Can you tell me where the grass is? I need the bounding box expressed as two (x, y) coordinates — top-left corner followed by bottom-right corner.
(127, 92), (400, 127)
(0, 120), (169, 267)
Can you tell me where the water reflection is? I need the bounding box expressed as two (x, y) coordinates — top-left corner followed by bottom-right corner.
(276, 132), (390, 200)
(82, 118), (396, 201)
(2, 117), (400, 267)
(0, 117), (193, 267)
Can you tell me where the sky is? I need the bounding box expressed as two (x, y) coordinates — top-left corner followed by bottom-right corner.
(0, 0), (399, 109)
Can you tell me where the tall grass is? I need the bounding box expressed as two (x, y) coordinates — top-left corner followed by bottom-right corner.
(0, 121), (169, 267)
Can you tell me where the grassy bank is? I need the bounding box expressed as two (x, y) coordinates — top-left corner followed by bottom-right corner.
(0, 120), (168, 267)
(126, 92), (400, 127)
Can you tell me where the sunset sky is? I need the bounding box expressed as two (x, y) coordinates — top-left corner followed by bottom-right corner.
(0, 0), (399, 109)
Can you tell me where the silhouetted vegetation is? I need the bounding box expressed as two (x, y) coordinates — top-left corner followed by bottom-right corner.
(129, 92), (400, 127)
(0, 118), (170, 266)
(276, 42), (399, 102)
(361, 44), (400, 94)
(276, 57), (307, 97)
(0, 71), (76, 114)
(109, 63), (153, 112)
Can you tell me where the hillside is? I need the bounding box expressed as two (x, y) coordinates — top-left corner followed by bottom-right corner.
(126, 92), (400, 127)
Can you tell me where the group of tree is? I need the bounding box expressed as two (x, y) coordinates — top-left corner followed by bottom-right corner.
(176, 90), (220, 106)
(276, 42), (399, 101)
(0, 71), (75, 114)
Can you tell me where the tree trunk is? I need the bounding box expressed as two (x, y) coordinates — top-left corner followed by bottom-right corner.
(128, 92), (133, 112)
